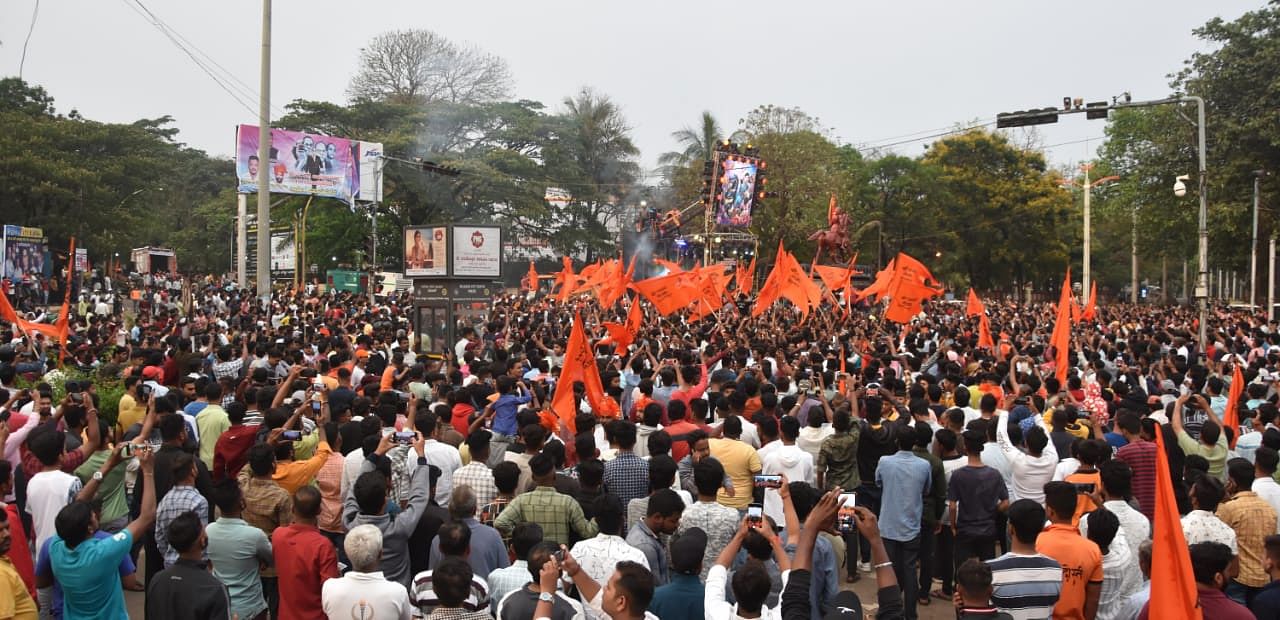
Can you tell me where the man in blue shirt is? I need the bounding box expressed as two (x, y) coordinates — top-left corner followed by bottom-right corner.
(50, 442), (158, 620)
(649, 527), (707, 620)
(875, 423), (932, 620)
(490, 376), (536, 439)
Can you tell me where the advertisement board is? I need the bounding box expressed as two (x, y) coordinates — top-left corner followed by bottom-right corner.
(404, 226), (448, 277)
(235, 124), (384, 204)
(74, 248), (88, 273)
(715, 157), (760, 227)
(451, 226), (502, 278)
(2, 225), (48, 281)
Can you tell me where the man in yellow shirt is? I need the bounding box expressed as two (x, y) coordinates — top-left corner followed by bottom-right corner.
(710, 416), (761, 509)
(0, 509), (37, 619)
(116, 376), (147, 436)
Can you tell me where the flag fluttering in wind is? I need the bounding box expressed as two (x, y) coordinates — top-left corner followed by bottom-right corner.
(554, 256), (577, 303)
(1150, 424), (1204, 619)
(966, 288), (984, 318)
(752, 242), (823, 319)
(631, 271), (700, 316)
(549, 313), (609, 435)
(1049, 269), (1073, 382)
(600, 295), (644, 352)
(523, 261), (539, 292)
(879, 253), (943, 324)
(736, 256), (756, 295)
(1081, 281), (1097, 321)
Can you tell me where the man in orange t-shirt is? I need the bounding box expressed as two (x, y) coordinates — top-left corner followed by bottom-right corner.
(1036, 481), (1103, 620)
(1063, 439), (1104, 527)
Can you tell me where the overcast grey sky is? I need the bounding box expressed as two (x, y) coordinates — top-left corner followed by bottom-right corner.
(1, 0), (1260, 181)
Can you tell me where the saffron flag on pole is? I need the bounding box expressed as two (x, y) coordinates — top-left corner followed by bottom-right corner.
(554, 256), (576, 303)
(1049, 268), (1073, 383)
(631, 271), (699, 316)
(523, 261), (538, 292)
(1081, 281), (1097, 321)
(966, 288), (984, 318)
(880, 252), (942, 324)
(600, 294), (644, 352)
(549, 313), (609, 435)
(1150, 424), (1204, 619)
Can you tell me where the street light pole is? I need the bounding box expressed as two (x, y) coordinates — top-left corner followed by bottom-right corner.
(1191, 96), (1208, 349)
(1131, 203), (1139, 304)
(255, 0), (272, 299)
(1061, 163), (1117, 302)
(1253, 171), (1267, 310)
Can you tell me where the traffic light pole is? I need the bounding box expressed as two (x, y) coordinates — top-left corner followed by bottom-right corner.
(998, 95), (1207, 348)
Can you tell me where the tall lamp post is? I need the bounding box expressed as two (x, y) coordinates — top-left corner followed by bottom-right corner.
(1060, 163), (1118, 302)
(1252, 170), (1268, 309)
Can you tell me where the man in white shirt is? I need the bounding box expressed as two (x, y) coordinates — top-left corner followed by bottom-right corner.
(571, 495), (649, 585)
(560, 546), (659, 620)
(704, 515), (790, 620)
(322, 525), (412, 620)
(1181, 476), (1238, 553)
(1251, 446), (1280, 531)
(25, 427), (86, 552)
(1080, 460), (1150, 560)
(417, 412), (462, 508)
(995, 408), (1058, 505)
(760, 417), (814, 525)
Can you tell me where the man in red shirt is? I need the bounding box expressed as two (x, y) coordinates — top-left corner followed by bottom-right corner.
(212, 402), (257, 481)
(1113, 413), (1157, 521)
(663, 401), (701, 463)
(272, 486), (339, 620)
(0, 461), (35, 602)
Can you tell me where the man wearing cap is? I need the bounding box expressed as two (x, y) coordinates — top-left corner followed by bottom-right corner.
(649, 527), (707, 620)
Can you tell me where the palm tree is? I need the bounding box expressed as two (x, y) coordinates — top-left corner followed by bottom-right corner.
(658, 111), (722, 170)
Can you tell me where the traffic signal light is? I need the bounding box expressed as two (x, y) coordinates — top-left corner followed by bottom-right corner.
(995, 108), (1060, 128)
(1085, 101), (1109, 120)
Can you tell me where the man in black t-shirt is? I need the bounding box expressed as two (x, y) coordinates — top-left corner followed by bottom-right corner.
(948, 430), (1009, 568)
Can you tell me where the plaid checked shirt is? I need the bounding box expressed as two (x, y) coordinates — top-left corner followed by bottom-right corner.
(492, 486), (597, 547)
(603, 452), (649, 506)
(452, 462), (498, 508)
(155, 485), (209, 568)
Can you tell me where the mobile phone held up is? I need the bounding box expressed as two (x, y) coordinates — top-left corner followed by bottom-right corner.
(747, 503), (763, 523)
(753, 474), (783, 489)
(837, 493), (858, 533)
(281, 430), (303, 441)
(394, 431), (417, 445)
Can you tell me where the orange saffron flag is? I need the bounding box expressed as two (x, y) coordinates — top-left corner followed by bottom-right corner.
(631, 272), (699, 316)
(549, 313), (609, 435)
(966, 288), (984, 318)
(1081, 281), (1097, 321)
(1151, 424), (1204, 619)
(880, 253), (942, 324)
(0, 286), (19, 324)
(735, 256), (756, 294)
(601, 297), (643, 352)
(555, 256), (577, 303)
(654, 258), (684, 275)
(977, 313), (995, 349)
(1049, 269), (1073, 383)
(523, 261), (539, 292)
(1223, 363), (1244, 449)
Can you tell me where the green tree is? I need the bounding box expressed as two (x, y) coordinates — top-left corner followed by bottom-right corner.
(922, 130), (1072, 290)
(543, 88), (640, 260)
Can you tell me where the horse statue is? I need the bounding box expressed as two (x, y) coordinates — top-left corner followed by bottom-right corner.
(809, 195), (851, 264)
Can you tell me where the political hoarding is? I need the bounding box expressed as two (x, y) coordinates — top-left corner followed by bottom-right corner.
(235, 125), (383, 204)
(715, 156), (759, 227)
(2, 225), (49, 281)
(452, 226), (502, 278)
(404, 226), (448, 277)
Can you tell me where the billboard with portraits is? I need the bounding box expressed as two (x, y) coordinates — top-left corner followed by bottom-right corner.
(235, 124), (383, 204)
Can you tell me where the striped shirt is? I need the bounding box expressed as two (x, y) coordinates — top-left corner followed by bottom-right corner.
(409, 568), (490, 616)
(986, 552), (1062, 620)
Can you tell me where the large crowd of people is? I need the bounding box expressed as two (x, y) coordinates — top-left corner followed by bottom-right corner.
(2, 271), (1280, 620)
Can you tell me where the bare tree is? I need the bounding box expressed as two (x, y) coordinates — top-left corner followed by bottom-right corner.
(347, 29), (513, 105)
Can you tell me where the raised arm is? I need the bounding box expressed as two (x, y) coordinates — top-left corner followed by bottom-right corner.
(125, 445), (158, 543)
